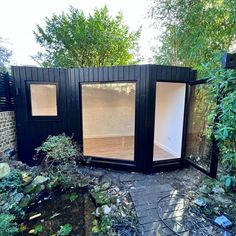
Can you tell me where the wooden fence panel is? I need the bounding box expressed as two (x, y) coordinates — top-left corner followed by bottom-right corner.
(0, 72), (14, 111)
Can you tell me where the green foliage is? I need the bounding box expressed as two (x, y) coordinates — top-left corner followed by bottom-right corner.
(206, 65), (236, 190)
(0, 213), (18, 236)
(69, 192), (78, 202)
(0, 192), (25, 219)
(92, 219), (99, 234)
(0, 37), (12, 72)
(0, 169), (23, 193)
(150, 0), (236, 71)
(57, 224), (72, 236)
(35, 133), (82, 173)
(92, 217), (114, 234)
(32, 224), (43, 235)
(99, 216), (114, 233)
(33, 6), (140, 67)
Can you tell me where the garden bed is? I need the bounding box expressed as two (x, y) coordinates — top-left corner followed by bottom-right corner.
(0, 158), (138, 236)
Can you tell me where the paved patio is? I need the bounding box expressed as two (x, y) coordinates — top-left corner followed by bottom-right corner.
(81, 166), (207, 235)
(119, 167), (206, 235)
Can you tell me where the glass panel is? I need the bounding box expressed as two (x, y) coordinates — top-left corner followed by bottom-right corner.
(153, 82), (186, 161)
(30, 84), (57, 116)
(185, 83), (214, 171)
(82, 83), (136, 160)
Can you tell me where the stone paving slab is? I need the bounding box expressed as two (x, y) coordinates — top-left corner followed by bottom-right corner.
(129, 183), (176, 235)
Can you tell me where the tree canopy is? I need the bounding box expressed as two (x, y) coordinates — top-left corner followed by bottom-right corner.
(150, 0), (236, 69)
(33, 6), (141, 68)
(0, 37), (12, 72)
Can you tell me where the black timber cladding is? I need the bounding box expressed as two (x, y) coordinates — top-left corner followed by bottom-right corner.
(12, 65), (196, 171)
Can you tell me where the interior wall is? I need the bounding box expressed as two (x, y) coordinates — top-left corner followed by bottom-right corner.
(82, 85), (135, 138)
(30, 84), (57, 116)
(154, 82), (186, 157)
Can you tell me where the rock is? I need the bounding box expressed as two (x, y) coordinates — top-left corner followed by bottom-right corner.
(92, 170), (105, 178)
(77, 178), (90, 189)
(32, 176), (49, 185)
(34, 185), (46, 197)
(23, 184), (36, 194)
(19, 194), (32, 208)
(193, 198), (206, 207)
(224, 231), (232, 236)
(199, 185), (210, 194)
(13, 192), (24, 203)
(212, 186), (225, 194)
(102, 205), (111, 214)
(111, 204), (118, 212)
(101, 181), (112, 191)
(3, 148), (16, 159)
(0, 163), (10, 179)
(212, 195), (233, 205)
(215, 215), (232, 229)
(95, 207), (101, 217)
(90, 190), (116, 206)
(10, 160), (30, 171)
(23, 182), (45, 195)
(46, 178), (59, 190)
(97, 176), (112, 191)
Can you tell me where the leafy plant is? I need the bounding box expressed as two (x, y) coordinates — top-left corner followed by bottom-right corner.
(92, 219), (99, 234)
(34, 133), (85, 173)
(69, 193), (78, 202)
(33, 6), (140, 67)
(92, 216), (115, 234)
(0, 213), (18, 236)
(205, 65), (236, 190)
(150, 0), (236, 74)
(0, 36), (12, 72)
(33, 224), (43, 235)
(0, 169), (23, 193)
(57, 224), (72, 236)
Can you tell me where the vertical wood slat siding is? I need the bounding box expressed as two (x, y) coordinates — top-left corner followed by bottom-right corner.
(12, 65), (195, 169)
(134, 66), (145, 170)
(153, 65), (194, 82)
(12, 66), (68, 165)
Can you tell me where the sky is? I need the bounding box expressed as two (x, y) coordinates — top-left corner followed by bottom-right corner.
(0, 0), (160, 66)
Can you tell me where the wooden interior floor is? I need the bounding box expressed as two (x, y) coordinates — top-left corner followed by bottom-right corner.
(83, 136), (179, 161)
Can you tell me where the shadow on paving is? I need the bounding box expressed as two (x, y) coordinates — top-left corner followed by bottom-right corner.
(80, 166), (231, 235)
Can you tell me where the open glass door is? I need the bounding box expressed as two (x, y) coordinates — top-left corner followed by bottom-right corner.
(185, 80), (217, 175)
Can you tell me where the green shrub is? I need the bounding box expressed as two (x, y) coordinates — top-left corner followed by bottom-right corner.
(0, 213), (18, 236)
(206, 66), (236, 190)
(0, 169), (23, 193)
(35, 134), (85, 173)
(57, 224), (72, 236)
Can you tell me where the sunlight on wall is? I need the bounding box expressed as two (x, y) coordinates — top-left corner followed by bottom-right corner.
(30, 84), (57, 116)
(154, 82), (186, 158)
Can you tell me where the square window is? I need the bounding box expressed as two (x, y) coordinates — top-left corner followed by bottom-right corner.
(30, 84), (57, 116)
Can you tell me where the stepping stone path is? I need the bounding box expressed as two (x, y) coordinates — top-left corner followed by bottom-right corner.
(129, 183), (177, 236)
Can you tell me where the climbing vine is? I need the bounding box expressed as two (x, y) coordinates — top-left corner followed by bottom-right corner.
(206, 66), (236, 189)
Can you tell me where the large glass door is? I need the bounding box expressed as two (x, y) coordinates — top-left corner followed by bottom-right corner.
(185, 80), (217, 175)
(81, 82), (136, 161)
